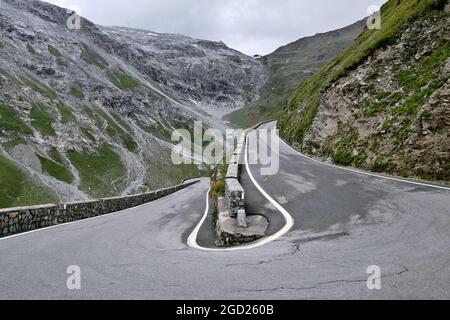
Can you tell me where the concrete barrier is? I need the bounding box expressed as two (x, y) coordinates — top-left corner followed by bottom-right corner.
(223, 129), (250, 219)
(226, 163), (239, 179)
(0, 181), (199, 238)
(225, 178), (245, 218)
(213, 127), (273, 246)
(215, 123), (276, 245)
(229, 154), (239, 165)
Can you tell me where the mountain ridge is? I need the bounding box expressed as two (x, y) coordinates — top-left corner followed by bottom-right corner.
(0, 0), (265, 208)
(224, 18), (366, 127)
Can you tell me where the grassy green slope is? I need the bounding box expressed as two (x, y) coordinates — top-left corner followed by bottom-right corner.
(37, 154), (74, 184)
(279, 0), (447, 143)
(67, 144), (127, 198)
(0, 154), (58, 208)
(0, 105), (33, 135)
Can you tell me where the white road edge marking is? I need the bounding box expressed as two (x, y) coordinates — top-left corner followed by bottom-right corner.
(256, 120), (450, 191)
(277, 133), (450, 191)
(187, 131), (294, 251)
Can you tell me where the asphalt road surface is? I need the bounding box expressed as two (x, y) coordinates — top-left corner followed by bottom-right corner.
(1, 122), (450, 299)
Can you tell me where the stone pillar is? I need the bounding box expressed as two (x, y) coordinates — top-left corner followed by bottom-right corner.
(237, 209), (247, 228)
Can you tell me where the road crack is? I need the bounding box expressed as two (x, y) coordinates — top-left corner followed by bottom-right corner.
(231, 265), (409, 293)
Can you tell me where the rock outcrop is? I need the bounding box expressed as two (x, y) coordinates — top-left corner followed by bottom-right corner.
(280, 0), (450, 184)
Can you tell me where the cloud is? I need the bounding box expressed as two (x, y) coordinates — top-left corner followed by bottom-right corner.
(42, 0), (387, 56)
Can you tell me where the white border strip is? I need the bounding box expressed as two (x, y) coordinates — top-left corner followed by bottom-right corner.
(187, 131), (294, 251)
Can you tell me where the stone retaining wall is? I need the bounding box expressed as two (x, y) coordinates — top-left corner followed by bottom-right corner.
(0, 181), (199, 238)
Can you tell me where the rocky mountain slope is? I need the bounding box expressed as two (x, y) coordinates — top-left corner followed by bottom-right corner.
(280, 0), (450, 184)
(225, 19), (366, 127)
(0, 0), (265, 208)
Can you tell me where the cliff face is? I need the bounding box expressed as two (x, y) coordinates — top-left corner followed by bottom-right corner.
(280, 0), (450, 184)
(0, 0), (264, 208)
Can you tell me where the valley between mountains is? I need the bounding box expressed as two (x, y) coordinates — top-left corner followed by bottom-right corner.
(1, 0), (450, 300)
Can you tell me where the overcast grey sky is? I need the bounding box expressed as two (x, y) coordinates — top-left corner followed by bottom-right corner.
(43, 0), (386, 56)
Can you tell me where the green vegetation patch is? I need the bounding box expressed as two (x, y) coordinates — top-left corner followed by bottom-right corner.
(331, 129), (359, 165)
(150, 119), (210, 149)
(48, 44), (62, 57)
(56, 57), (68, 67)
(27, 43), (37, 55)
(366, 65), (381, 81)
(390, 41), (449, 144)
(224, 104), (280, 128)
(210, 165), (228, 198)
(211, 179), (225, 197)
(19, 75), (58, 100)
(30, 104), (56, 136)
(49, 147), (65, 164)
(69, 87), (85, 100)
(112, 113), (134, 132)
(83, 106), (104, 128)
(333, 148), (354, 166)
(166, 163), (201, 186)
(57, 102), (75, 124)
(0, 68), (22, 87)
(280, 0), (444, 145)
(0, 105), (33, 135)
(371, 156), (393, 173)
(80, 127), (96, 143)
(396, 41), (450, 91)
(107, 69), (140, 91)
(138, 144), (207, 192)
(143, 120), (179, 142)
(37, 153), (73, 184)
(85, 107), (137, 152)
(0, 154), (58, 209)
(0, 68), (11, 78)
(361, 91), (405, 117)
(80, 43), (108, 69)
(209, 164), (228, 232)
(3, 137), (26, 150)
(67, 144), (126, 198)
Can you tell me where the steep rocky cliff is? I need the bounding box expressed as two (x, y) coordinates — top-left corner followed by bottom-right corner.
(280, 0), (450, 184)
(0, 0), (265, 208)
